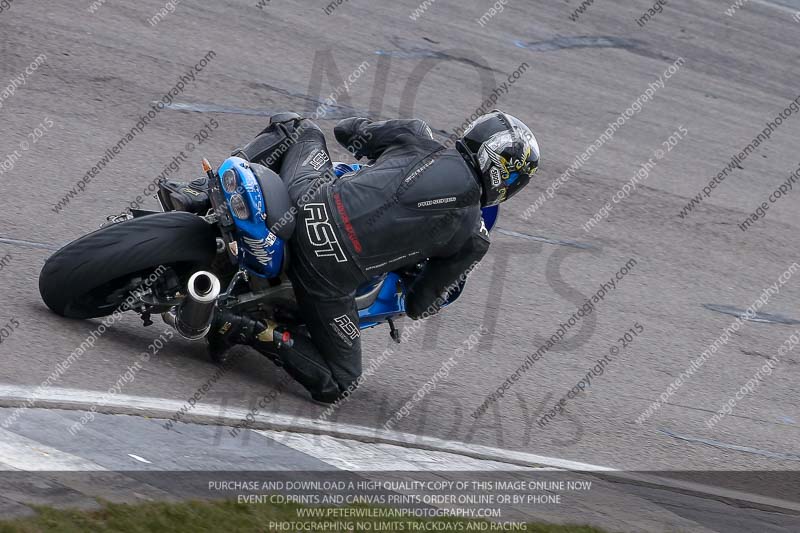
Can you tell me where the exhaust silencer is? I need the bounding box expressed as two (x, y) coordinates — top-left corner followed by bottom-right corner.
(163, 271), (221, 340)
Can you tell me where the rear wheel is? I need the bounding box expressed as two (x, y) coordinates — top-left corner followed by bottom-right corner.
(39, 212), (218, 319)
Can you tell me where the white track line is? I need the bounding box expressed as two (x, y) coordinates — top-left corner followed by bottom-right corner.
(0, 237), (59, 251)
(0, 384), (611, 472)
(254, 429), (547, 471)
(0, 427), (106, 471)
(753, 0), (800, 17)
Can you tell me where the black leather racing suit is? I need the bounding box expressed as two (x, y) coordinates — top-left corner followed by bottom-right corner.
(255, 117), (490, 403)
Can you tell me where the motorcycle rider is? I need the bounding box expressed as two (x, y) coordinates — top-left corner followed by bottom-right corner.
(213, 110), (540, 404)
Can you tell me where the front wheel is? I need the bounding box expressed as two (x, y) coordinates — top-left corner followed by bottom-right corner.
(39, 212), (218, 319)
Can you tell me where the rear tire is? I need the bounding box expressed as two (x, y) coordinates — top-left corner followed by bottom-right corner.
(39, 212), (218, 319)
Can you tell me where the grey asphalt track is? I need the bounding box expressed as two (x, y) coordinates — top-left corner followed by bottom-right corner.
(0, 0), (799, 496)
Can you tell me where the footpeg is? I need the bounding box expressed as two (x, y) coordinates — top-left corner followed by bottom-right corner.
(140, 310), (153, 327)
(388, 318), (401, 344)
(275, 329), (293, 349)
(256, 321), (294, 349)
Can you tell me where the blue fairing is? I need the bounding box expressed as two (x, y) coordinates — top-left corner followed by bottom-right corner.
(481, 204), (499, 232)
(220, 159), (497, 329)
(217, 157), (286, 278)
(357, 272), (405, 328)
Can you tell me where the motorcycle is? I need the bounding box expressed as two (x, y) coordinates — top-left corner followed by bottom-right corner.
(39, 151), (499, 358)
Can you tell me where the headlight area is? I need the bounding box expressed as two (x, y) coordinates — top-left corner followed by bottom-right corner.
(229, 193), (250, 219)
(222, 168), (238, 193)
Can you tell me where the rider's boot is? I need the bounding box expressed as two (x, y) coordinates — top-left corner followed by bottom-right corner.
(208, 309), (343, 404)
(207, 309), (294, 361)
(155, 176), (212, 214)
(207, 309), (268, 365)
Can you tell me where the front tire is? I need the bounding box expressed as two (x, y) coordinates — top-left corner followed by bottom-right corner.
(39, 212), (218, 319)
